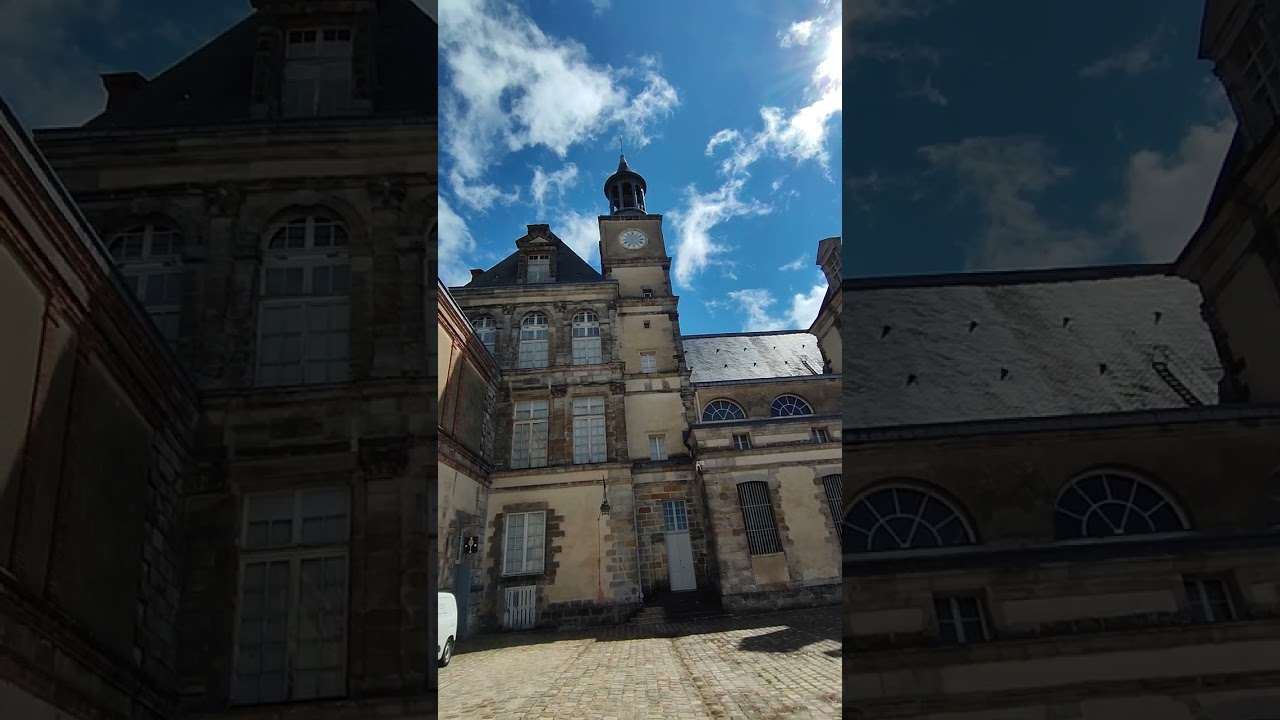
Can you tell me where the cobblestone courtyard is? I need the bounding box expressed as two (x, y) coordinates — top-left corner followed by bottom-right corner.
(436, 606), (841, 719)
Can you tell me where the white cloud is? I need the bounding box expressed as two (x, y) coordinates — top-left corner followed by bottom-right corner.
(438, 0), (678, 183)
(1080, 25), (1169, 79)
(670, 179), (771, 286)
(780, 254), (806, 271)
(448, 169), (515, 213)
(548, 208), (601, 266)
(438, 196), (480, 287)
(530, 163), (580, 216)
(1111, 118), (1236, 262)
(778, 19), (819, 47)
(586, 0), (610, 14)
(725, 273), (829, 332)
(906, 75), (948, 106)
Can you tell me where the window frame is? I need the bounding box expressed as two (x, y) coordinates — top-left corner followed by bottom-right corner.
(844, 485), (975, 554)
(1183, 576), (1236, 623)
(526, 253), (552, 284)
(571, 396), (607, 465)
(811, 427), (830, 443)
(231, 488), (351, 705)
(109, 222), (184, 344)
(736, 480), (783, 555)
(517, 313), (551, 369)
(472, 315), (498, 356)
(639, 351), (657, 374)
(1052, 470), (1189, 541)
(732, 433), (752, 451)
(649, 434), (668, 461)
(770, 394), (814, 417)
(933, 594), (990, 645)
(702, 399), (747, 422)
(570, 311), (603, 365)
(510, 399), (550, 469)
(282, 26), (355, 118)
(502, 510), (547, 576)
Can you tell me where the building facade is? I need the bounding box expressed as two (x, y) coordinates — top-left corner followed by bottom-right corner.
(841, 2), (1280, 717)
(440, 155), (843, 632)
(8, 1), (439, 718)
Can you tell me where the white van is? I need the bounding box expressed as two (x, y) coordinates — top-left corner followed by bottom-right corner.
(437, 592), (458, 667)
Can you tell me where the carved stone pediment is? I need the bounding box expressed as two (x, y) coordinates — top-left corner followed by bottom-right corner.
(368, 177), (407, 209)
(358, 435), (412, 478)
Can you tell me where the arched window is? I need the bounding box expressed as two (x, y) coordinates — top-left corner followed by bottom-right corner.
(844, 486), (973, 553)
(571, 311), (602, 365)
(257, 213), (350, 386)
(770, 394), (813, 417)
(109, 222), (184, 344)
(1054, 470), (1187, 540)
(702, 399), (746, 422)
(518, 313), (550, 369)
(472, 316), (497, 356)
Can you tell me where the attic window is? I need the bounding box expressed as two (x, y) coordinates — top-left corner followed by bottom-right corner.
(1230, 10), (1280, 136)
(526, 254), (551, 283)
(282, 26), (354, 118)
(642, 287), (654, 299)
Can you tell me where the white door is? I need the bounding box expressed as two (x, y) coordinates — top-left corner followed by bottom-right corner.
(663, 500), (697, 592)
(503, 586), (536, 630)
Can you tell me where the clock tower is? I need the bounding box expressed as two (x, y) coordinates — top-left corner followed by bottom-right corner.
(598, 154), (672, 299)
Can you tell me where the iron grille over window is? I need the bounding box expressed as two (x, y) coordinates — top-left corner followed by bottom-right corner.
(737, 481), (782, 555)
(821, 474), (842, 537)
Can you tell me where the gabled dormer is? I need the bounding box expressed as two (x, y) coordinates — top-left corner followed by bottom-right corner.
(1201, 0), (1280, 146)
(462, 224), (607, 289)
(515, 225), (560, 285)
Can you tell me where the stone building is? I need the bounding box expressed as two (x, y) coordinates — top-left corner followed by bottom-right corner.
(440, 155), (842, 632)
(841, 1), (1280, 718)
(0, 95), (197, 720)
(5, 0), (439, 717)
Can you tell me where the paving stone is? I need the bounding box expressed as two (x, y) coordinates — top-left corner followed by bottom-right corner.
(438, 607), (840, 719)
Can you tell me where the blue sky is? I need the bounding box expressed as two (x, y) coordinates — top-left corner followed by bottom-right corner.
(846, 0), (1235, 278)
(438, 0), (843, 335)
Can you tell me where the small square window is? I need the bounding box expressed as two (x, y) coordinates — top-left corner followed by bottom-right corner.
(1184, 577), (1235, 623)
(934, 594), (989, 644)
(732, 434), (751, 451)
(642, 287), (654, 299)
(811, 428), (830, 443)
(643, 321), (651, 328)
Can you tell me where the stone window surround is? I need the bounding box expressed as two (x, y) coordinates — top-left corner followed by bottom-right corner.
(106, 218), (186, 345)
(460, 302), (618, 372)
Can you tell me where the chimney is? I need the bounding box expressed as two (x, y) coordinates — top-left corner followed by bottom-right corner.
(470, 269), (484, 281)
(100, 72), (149, 111)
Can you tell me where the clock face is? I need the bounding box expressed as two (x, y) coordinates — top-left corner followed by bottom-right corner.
(619, 229), (648, 250)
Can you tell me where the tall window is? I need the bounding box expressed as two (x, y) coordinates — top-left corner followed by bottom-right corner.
(233, 488), (349, 705)
(737, 481), (782, 555)
(511, 400), (549, 469)
(821, 474), (843, 538)
(572, 396), (607, 464)
(258, 214), (350, 386)
(771, 394), (814, 417)
(639, 351), (657, 374)
(283, 28), (354, 117)
(109, 223), (183, 344)
(649, 434), (668, 461)
(571, 311), (602, 365)
(1053, 471), (1187, 540)
(1237, 12), (1280, 127)
(526, 254), (551, 284)
(844, 486), (972, 553)
(518, 314), (550, 369)
(503, 511), (545, 575)
(473, 316), (497, 356)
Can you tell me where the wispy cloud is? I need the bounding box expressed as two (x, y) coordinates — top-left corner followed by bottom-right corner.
(439, 196), (480, 287)
(1080, 24), (1170, 79)
(586, 0), (610, 14)
(674, 2), (841, 288)
(722, 273), (829, 332)
(530, 163), (580, 216)
(438, 0), (678, 185)
(905, 75), (948, 106)
(779, 254), (806, 271)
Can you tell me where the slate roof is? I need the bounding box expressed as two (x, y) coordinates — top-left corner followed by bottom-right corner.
(842, 267), (1225, 429)
(461, 237), (606, 289)
(683, 331), (827, 384)
(82, 0), (435, 131)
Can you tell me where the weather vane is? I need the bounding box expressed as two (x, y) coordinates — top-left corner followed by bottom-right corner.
(618, 134), (624, 156)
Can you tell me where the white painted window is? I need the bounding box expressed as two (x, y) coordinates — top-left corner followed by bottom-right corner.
(502, 511), (545, 575)
(1053, 471), (1186, 540)
(109, 223), (183, 345)
(283, 28), (354, 117)
(258, 215), (350, 386)
(771, 394), (814, 417)
(233, 488), (349, 705)
(1239, 14), (1280, 123)
(811, 427), (830, 443)
(641, 287), (654, 298)
(571, 311), (602, 365)
(934, 595), (989, 644)
(526, 254), (551, 283)
(845, 486), (973, 553)
(736, 481), (782, 555)
(702, 399), (747, 422)
(649, 434), (667, 461)
(639, 352), (656, 374)
(511, 400), (549, 469)
(473, 315), (497, 356)
(732, 433), (751, 451)
(572, 396), (606, 464)
(1184, 577), (1235, 623)
(517, 313), (550, 369)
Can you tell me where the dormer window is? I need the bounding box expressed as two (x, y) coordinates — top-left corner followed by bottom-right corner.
(526, 254), (551, 284)
(283, 27), (354, 118)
